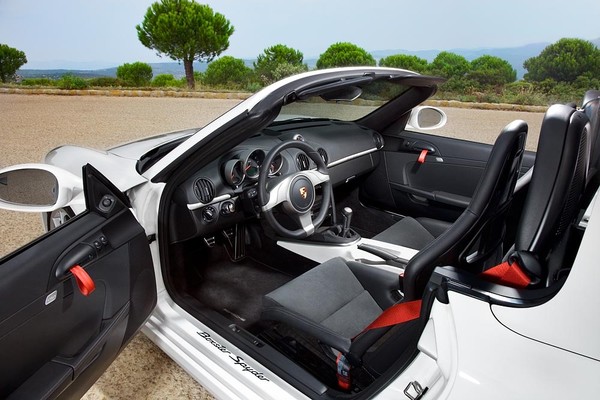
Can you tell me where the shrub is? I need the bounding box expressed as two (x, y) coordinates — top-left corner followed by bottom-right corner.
(152, 73), (184, 88)
(427, 51), (470, 79)
(21, 78), (55, 86)
(316, 42), (376, 68)
(203, 56), (251, 87)
(88, 77), (125, 87)
(56, 74), (89, 89)
(254, 44), (307, 84)
(467, 55), (516, 88)
(116, 62), (153, 86)
(379, 54), (428, 72)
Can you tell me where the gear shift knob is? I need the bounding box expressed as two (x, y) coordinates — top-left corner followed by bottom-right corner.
(341, 207), (352, 237)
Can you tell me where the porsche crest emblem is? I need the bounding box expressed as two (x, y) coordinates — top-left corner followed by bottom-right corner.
(299, 186), (308, 199)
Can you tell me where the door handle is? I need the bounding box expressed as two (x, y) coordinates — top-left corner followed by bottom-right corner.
(55, 243), (96, 278)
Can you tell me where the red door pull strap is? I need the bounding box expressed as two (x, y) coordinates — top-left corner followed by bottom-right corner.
(70, 265), (96, 296)
(418, 149), (429, 164)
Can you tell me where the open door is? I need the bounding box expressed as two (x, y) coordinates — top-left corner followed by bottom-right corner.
(0, 164), (156, 399)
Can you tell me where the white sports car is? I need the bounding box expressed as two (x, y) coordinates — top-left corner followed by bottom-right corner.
(0, 67), (599, 400)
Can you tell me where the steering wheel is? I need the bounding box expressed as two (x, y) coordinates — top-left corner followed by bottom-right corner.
(258, 141), (332, 239)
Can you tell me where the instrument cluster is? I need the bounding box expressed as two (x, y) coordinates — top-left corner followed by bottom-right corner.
(222, 149), (283, 187)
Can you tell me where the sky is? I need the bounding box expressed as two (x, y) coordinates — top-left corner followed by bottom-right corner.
(1, 0), (599, 69)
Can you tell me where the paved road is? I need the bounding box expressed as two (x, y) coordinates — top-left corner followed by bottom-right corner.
(0, 94), (545, 399)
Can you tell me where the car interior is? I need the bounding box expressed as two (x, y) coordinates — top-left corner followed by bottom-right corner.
(155, 75), (599, 398)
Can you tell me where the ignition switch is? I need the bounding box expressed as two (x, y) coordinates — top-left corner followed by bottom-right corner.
(221, 200), (235, 215)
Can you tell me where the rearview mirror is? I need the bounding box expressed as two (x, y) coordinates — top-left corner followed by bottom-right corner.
(0, 164), (82, 212)
(407, 106), (447, 130)
(320, 86), (363, 102)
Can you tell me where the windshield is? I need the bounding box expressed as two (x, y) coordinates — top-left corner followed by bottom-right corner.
(275, 79), (410, 123)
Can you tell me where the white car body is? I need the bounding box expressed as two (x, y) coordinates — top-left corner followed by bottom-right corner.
(1, 67), (598, 399)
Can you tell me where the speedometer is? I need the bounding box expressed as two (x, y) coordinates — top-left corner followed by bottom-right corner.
(269, 154), (283, 176)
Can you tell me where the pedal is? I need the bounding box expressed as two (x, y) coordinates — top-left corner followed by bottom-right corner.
(203, 236), (216, 247)
(222, 224), (246, 261)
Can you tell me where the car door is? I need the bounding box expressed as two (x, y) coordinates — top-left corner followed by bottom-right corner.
(361, 129), (535, 222)
(0, 164), (156, 399)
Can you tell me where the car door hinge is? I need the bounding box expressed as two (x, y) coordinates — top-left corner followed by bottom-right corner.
(404, 380), (428, 400)
(147, 234), (156, 244)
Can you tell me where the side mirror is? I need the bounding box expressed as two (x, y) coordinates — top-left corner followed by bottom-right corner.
(0, 164), (82, 212)
(407, 106), (447, 130)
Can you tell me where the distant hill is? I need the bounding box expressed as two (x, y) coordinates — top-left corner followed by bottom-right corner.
(17, 38), (600, 80)
(18, 61), (213, 80)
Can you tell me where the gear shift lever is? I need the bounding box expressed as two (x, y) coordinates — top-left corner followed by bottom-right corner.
(341, 207), (353, 238)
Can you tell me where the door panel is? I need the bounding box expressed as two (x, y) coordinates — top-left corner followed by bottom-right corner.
(361, 130), (535, 222)
(0, 165), (156, 399)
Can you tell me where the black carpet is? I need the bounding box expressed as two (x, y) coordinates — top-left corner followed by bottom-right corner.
(192, 257), (293, 329)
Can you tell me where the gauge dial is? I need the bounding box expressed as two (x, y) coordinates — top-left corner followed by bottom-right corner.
(244, 149), (265, 180)
(269, 154), (283, 176)
(223, 159), (244, 187)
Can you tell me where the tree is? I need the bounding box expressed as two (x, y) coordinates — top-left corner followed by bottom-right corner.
(203, 56), (251, 87)
(523, 38), (600, 83)
(0, 44), (27, 83)
(427, 51), (470, 79)
(379, 54), (428, 73)
(468, 55), (516, 87)
(136, 0), (234, 89)
(254, 44), (307, 85)
(116, 62), (153, 86)
(316, 42), (376, 69)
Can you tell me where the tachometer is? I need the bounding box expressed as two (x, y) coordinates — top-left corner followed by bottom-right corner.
(223, 159), (244, 187)
(244, 149), (265, 180)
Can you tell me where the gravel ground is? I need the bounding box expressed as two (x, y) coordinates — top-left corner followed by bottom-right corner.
(0, 93), (544, 399)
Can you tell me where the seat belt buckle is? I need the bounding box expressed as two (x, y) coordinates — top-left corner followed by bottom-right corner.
(336, 353), (352, 391)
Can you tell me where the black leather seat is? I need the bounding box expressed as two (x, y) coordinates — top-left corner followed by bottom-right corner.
(510, 104), (589, 284)
(582, 90), (600, 201)
(262, 119), (527, 362)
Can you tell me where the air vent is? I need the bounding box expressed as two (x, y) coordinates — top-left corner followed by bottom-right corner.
(296, 153), (311, 170)
(194, 178), (215, 204)
(373, 132), (385, 149)
(317, 148), (329, 165)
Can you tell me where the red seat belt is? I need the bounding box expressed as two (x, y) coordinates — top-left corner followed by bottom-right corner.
(480, 260), (531, 288)
(362, 299), (422, 332)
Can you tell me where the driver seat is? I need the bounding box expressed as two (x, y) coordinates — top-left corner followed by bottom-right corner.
(261, 119), (527, 372)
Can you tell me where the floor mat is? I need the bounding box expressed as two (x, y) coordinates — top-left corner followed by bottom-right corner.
(191, 257), (293, 329)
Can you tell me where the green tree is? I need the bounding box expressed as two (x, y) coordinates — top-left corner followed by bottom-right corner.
(468, 55), (516, 87)
(316, 42), (376, 69)
(427, 51), (470, 78)
(203, 56), (251, 87)
(136, 0), (234, 89)
(523, 38), (600, 83)
(254, 44), (307, 85)
(116, 62), (153, 86)
(379, 54), (428, 73)
(0, 44), (27, 83)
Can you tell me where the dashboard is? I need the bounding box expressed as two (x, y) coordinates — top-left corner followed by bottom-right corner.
(169, 120), (385, 243)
